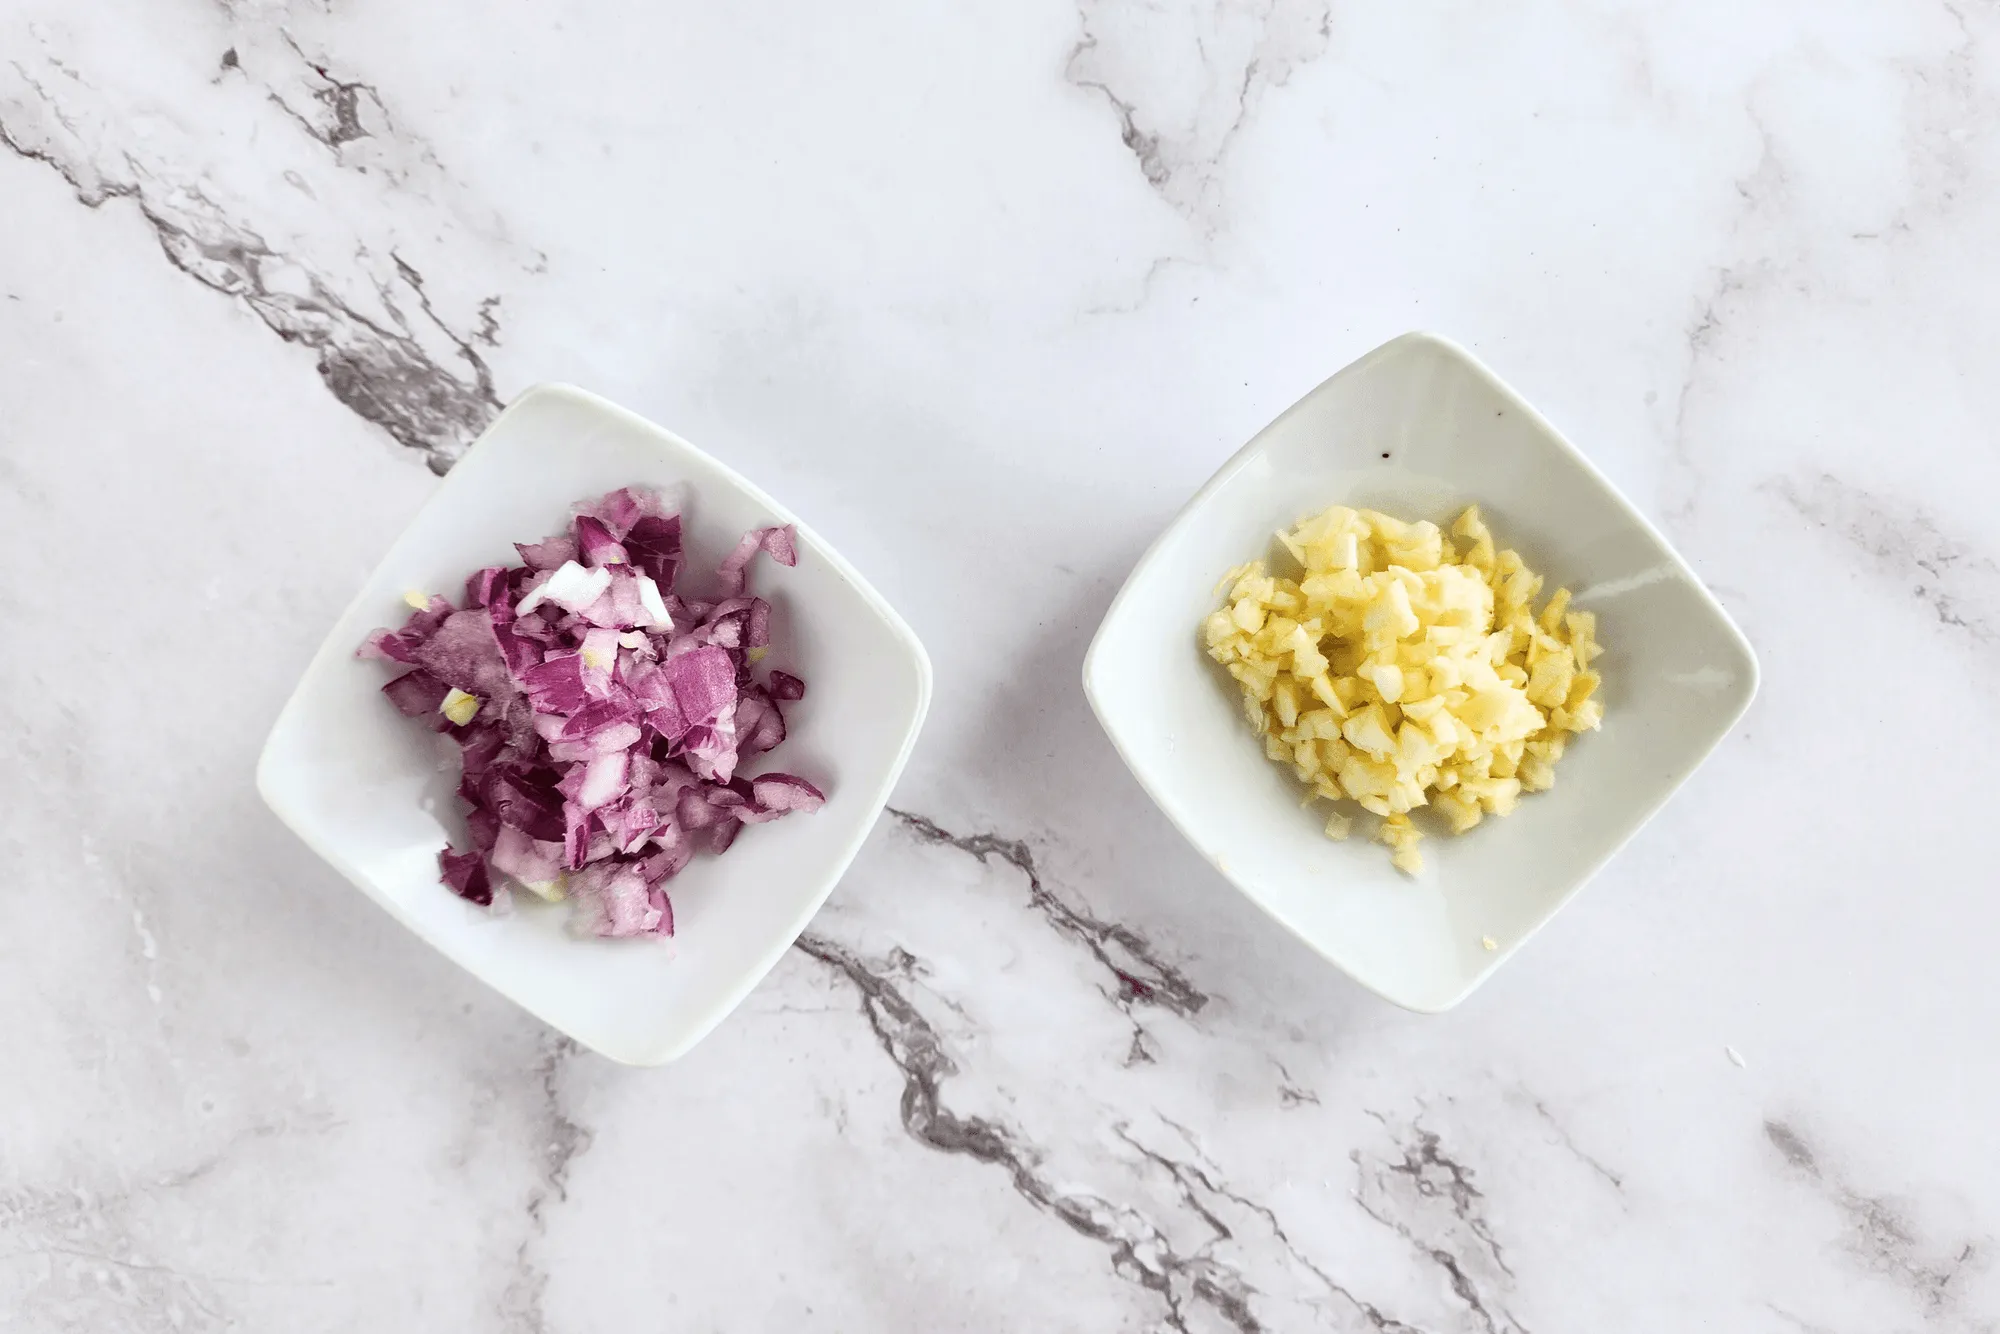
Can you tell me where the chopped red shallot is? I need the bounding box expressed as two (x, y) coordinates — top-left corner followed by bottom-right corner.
(360, 488), (823, 938)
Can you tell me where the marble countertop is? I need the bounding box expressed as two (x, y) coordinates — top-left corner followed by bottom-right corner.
(4, 2), (1997, 1330)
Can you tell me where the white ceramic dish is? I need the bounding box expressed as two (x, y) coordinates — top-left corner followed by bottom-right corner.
(1083, 331), (1757, 1011)
(258, 384), (931, 1064)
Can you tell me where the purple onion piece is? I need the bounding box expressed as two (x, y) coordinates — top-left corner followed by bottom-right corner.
(715, 525), (798, 598)
(703, 819), (743, 856)
(574, 515), (631, 569)
(492, 826), (566, 887)
(515, 535), (578, 571)
(382, 670), (450, 718)
(734, 690), (787, 757)
(485, 768), (568, 843)
(439, 847), (494, 906)
(576, 487), (646, 539)
(520, 652), (588, 716)
(624, 513), (684, 588)
(361, 489), (822, 931)
(465, 566), (510, 609)
(751, 773), (827, 814)
(413, 609), (513, 697)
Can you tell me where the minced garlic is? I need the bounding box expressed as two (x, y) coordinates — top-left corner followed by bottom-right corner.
(1202, 504), (1603, 875)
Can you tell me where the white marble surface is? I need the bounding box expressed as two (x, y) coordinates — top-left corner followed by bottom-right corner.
(3, 1), (1997, 1329)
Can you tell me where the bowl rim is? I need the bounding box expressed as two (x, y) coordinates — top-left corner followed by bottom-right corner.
(1080, 329), (1759, 1012)
(256, 381), (934, 1063)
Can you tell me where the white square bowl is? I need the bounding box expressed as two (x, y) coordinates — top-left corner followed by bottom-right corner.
(258, 384), (932, 1064)
(1083, 332), (1757, 1011)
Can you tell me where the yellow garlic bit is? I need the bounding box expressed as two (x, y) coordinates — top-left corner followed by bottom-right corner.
(1202, 503), (1604, 875)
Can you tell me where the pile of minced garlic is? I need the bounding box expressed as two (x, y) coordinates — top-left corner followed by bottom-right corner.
(1202, 504), (1603, 875)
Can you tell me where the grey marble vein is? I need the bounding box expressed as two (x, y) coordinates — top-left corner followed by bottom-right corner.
(267, 33), (380, 151)
(1764, 1305), (1841, 1334)
(2, 1182), (227, 1330)
(1353, 1117), (1527, 1334)
(1881, 0), (1990, 235)
(1121, 1121), (1429, 1334)
(1064, 0), (1334, 233)
(796, 930), (1312, 1332)
(1663, 101), (1790, 530)
(1523, 1097), (1623, 1195)
(0, 39), (506, 472)
(1775, 472), (1999, 654)
(1663, 261), (1754, 527)
(502, 1034), (592, 1334)
(1274, 1062), (1322, 1109)
(1764, 1120), (1989, 1320)
(887, 808), (1208, 1026)
(0, 1119), (339, 1330)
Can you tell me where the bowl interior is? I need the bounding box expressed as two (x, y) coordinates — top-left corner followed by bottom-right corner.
(1085, 333), (1756, 1010)
(259, 385), (930, 1063)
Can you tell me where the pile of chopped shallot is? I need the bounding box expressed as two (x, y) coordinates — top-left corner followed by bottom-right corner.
(359, 487), (824, 938)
